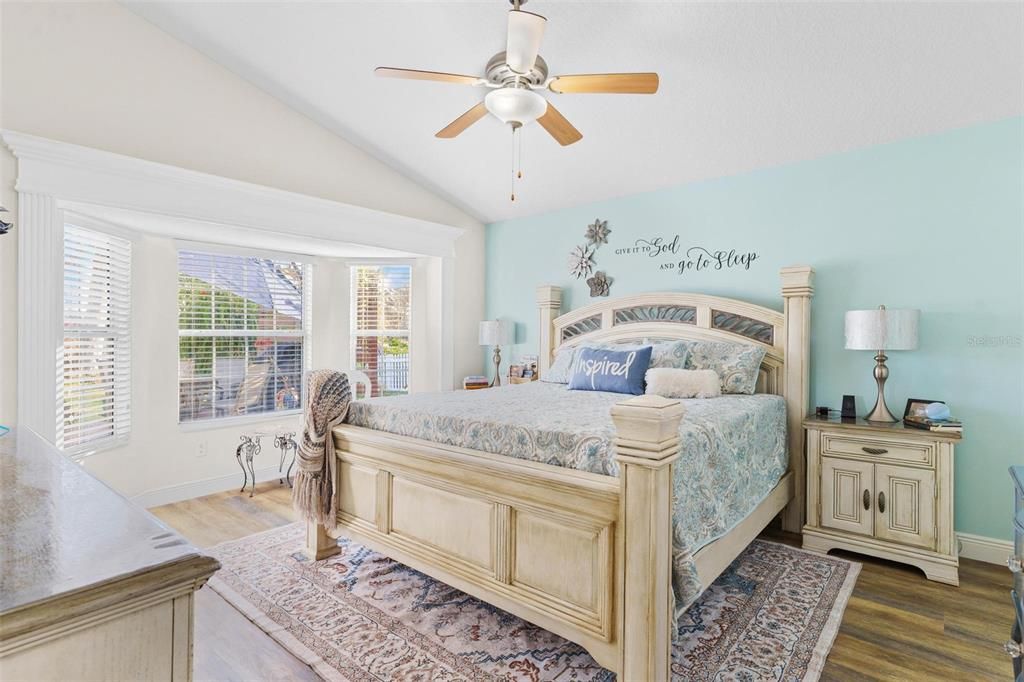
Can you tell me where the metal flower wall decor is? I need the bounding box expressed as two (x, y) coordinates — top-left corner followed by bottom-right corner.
(587, 271), (613, 297)
(567, 218), (614, 296)
(585, 219), (610, 246)
(567, 244), (595, 279)
(0, 206), (11, 236)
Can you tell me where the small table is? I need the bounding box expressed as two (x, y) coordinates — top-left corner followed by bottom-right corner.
(802, 414), (960, 585)
(275, 431), (298, 488)
(236, 433), (266, 497)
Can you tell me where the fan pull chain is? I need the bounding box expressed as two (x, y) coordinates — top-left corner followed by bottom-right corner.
(510, 124), (522, 202)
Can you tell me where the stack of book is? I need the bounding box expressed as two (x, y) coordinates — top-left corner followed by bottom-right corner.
(903, 414), (963, 433)
(463, 375), (489, 391)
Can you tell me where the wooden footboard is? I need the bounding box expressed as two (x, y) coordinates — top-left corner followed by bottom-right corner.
(307, 395), (685, 677)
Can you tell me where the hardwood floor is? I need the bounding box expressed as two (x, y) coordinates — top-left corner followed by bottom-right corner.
(152, 485), (1015, 681)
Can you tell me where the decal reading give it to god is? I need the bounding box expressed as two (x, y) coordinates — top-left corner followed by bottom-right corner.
(614, 235), (758, 276)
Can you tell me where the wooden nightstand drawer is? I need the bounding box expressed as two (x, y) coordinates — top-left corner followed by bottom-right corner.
(821, 432), (934, 467)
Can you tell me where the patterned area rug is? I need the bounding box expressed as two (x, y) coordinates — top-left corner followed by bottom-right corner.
(208, 523), (858, 681)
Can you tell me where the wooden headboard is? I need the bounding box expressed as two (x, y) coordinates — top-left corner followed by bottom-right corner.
(535, 265), (814, 531)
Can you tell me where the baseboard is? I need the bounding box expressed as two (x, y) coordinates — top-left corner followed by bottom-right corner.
(132, 465), (289, 508)
(957, 532), (1014, 565)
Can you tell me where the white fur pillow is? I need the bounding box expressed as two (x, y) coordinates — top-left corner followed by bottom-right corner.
(645, 368), (721, 399)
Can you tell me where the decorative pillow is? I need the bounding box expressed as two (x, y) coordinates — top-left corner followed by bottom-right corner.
(645, 368), (721, 399)
(686, 341), (766, 395)
(542, 346), (577, 384)
(647, 339), (691, 370)
(568, 346), (652, 395)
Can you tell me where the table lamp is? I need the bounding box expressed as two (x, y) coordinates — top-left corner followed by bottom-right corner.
(479, 320), (515, 387)
(844, 306), (919, 423)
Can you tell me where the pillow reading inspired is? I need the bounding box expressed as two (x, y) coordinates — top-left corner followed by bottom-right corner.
(686, 340), (766, 394)
(568, 346), (652, 395)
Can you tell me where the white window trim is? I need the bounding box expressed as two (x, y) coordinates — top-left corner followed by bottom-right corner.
(176, 248), (313, 428)
(60, 219), (132, 458)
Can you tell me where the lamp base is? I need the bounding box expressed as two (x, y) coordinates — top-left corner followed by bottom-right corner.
(864, 351), (898, 423)
(491, 346), (502, 388)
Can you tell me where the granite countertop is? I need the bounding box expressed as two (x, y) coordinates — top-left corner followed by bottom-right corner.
(0, 429), (219, 638)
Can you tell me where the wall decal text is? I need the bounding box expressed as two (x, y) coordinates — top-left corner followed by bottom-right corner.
(614, 236), (758, 276)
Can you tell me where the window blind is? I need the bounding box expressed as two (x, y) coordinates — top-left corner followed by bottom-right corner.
(60, 224), (131, 453)
(352, 265), (411, 397)
(178, 250), (310, 423)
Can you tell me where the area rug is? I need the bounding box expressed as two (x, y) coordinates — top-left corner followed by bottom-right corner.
(208, 523), (859, 681)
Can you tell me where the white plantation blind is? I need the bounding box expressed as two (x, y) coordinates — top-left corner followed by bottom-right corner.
(178, 250), (310, 423)
(60, 224), (132, 453)
(352, 265), (411, 397)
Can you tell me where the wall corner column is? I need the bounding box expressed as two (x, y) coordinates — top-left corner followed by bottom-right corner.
(17, 191), (63, 443)
(611, 394), (684, 682)
(780, 265), (814, 533)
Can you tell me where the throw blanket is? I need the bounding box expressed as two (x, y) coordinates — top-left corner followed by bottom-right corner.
(293, 370), (352, 528)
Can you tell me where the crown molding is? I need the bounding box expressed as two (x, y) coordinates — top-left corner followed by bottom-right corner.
(1, 130), (464, 258)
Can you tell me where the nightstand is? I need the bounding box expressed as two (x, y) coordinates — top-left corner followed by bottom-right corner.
(802, 415), (960, 585)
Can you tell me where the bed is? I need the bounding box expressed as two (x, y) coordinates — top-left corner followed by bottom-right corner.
(308, 265), (814, 680)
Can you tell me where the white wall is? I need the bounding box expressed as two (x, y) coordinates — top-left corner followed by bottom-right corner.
(0, 0), (484, 499)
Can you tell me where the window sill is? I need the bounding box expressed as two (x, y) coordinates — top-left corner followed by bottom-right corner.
(178, 410), (303, 433)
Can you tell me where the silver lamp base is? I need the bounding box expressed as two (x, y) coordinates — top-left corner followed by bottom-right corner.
(490, 346), (503, 387)
(864, 351), (898, 423)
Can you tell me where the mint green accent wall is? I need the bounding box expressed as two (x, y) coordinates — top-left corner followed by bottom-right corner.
(486, 117), (1023, 541)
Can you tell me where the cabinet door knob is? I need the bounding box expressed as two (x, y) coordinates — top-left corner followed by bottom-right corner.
(862, 446), (888, 455)
(863, 489), (871, 510)
(878, 491), (886, 513)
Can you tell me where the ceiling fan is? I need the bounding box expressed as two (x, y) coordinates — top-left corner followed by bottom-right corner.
(375, 0), (659, 200)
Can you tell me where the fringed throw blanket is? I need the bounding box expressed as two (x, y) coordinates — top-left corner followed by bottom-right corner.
(293, 370), (352, 528)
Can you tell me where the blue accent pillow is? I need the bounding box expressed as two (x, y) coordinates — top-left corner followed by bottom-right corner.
(568, 346), (652, 395)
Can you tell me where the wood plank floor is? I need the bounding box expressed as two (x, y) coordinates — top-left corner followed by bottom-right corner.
(152, 484), (1015, 681)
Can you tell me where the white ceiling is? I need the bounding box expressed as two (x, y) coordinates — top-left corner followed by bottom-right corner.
(125, 1), (1024, 224)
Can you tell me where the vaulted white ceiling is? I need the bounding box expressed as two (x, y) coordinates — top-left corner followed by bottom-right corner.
(125, 1), (1023, 224)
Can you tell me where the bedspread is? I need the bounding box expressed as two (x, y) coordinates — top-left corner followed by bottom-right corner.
(345, 381), (787, 619)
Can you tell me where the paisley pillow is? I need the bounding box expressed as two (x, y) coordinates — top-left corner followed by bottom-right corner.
(686, 341), (766, 394)
(541, 346), (577, 384)
(648, 339), (691, 370)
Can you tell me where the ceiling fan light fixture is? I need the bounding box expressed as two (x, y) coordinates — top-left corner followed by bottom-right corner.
(484, 87), (548, 126)
(505, 9), (546, 75)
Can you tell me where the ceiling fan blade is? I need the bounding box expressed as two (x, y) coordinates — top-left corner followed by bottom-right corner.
(506, 9), (546, 75)
(537, 103), (582, 146)
(549, 73), (660, 94)
(435, 102), (489, 138)
(375, 67), (481, 86)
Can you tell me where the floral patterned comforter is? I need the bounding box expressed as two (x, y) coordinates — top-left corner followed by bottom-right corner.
(345, 381), (787, 620)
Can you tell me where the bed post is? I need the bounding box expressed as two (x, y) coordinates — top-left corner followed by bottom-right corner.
(611, 395), (685, 682)
(780, 265), (814, 533)
(305, 520), (339, 560)
(536, 285), (563, 377)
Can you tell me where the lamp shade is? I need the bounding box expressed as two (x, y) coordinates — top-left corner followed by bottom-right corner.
(844, 307), (919, 351)
(479, 320), (514, 346)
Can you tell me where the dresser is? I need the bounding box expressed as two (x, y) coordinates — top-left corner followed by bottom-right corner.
(802, 415), (959, 585)
(0, 429), (220, 681)
(1009, 465), (1023, 679)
